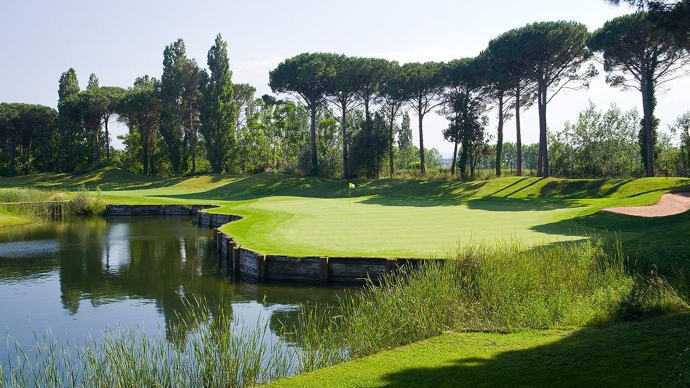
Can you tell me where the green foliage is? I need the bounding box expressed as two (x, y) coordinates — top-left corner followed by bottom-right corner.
(118, 77), (163, 176)
(515, 21), (594, 177)
(549, 103), (642, 177)
(445, 56), (491, 179)
(671, 112), (690, 176)
(160, 38), (202, 174)
(589, 11), (689, 176)
(0, 103), (58, 175)
(399, 61), (446, 176)
(58, 68), (79, 103)
(199, 34), (237, 173)
(270, 53), (340, 175)
(67, 186), (104, 215)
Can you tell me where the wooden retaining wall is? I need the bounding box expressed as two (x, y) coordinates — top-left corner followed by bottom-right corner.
(207, 220), (426, 285)
(105, 204), (215, 216)
(105, 203), (427, 285)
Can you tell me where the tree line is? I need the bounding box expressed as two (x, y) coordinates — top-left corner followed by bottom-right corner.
(1, 4), (688, 179)
(269, 8), (688, 179)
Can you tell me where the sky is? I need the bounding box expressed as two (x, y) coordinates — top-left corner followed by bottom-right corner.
(1, 0), (689, 157)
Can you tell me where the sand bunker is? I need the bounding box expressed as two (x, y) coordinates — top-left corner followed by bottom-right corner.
(604, 192), (690, 217)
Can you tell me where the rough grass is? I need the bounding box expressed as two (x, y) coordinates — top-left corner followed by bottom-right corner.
(282, 241), (685, 372)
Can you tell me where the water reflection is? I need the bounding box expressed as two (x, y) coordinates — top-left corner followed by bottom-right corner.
(0, 216), (344, 357)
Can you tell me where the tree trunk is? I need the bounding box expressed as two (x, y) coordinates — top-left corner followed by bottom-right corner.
(515, 85), (522, 176)
(537, 81), (549, 177)
(8, 138), (16, 175)
(341, 101), (348, 179)
(495, 92), (504, 177)
(104, 115), (110, 159)
(418, 102), (426, 177)
(93, 126), (100, 162)
(310, 104), (318, 175)
(142, 132), (150, 176)
(190, 112), (197, 174)
(641, 71), (655, 177)
(22, 139), (32, 174)
(389, 107), (395, 178)
(470, 146), (475, 180)
(451, 139), (458, 176)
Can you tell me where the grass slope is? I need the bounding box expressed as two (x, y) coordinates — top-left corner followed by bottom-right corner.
(1, 168), (689, 257)
(271, 312), (690, 387)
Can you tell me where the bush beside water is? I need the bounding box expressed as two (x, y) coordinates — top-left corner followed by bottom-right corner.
(0, 240), (686, 387)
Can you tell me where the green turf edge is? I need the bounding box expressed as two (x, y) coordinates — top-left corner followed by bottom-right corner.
(269, 312), (690, 388)
(0, 213), (34, 228)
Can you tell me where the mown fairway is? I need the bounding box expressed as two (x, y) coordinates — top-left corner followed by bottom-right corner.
(2, 168), (689, 258)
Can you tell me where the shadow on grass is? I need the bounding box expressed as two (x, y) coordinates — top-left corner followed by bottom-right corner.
(538, 178), (637, 199)
(466, 197), (584, 212)
(378, 313), (690, 387)
(159, 174), (494, 205)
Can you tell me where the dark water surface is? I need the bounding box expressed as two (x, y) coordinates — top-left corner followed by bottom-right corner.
(0, 216), (344, 363)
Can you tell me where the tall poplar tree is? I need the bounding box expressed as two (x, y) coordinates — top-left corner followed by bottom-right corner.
(199, 34), (237, 173)
(160, 39), (201, 174)
(57, 68), (81, 171)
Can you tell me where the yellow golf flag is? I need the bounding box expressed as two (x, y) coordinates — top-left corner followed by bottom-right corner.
(349, 182), (355, 189)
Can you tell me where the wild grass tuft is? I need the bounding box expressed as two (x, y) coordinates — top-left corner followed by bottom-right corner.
(0, 188), (54, 203)
(66, 186), (104, 215)
(0, 298), (294, 388)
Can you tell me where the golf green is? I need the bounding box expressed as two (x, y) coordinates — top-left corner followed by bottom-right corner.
(2, 168), (689, 258)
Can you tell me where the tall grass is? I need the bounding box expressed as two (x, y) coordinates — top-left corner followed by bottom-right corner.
(66, 186), (104, 215)
(289, 240), (686, 370)
(0, 188), (57, 203)
(0, 186), (104, 223)
(0, 298), (294, 387)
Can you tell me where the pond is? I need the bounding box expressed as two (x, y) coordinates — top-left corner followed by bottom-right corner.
(0, 216), (345, 366)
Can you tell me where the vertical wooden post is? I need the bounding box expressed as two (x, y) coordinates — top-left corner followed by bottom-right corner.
(232, 246), (240, 274)
(225, 238), (235, 275)
(259, 254), (267, 281)
(319, 257), (329, 285)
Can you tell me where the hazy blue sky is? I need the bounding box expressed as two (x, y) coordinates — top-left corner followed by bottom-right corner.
(1, 0), (688, 156)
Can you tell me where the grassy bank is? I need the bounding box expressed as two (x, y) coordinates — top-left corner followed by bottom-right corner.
(272, 312), (690, 387)
(281, 241), (685, 371)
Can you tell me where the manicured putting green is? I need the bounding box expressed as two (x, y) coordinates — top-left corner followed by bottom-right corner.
(214, 196), (586, 257)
